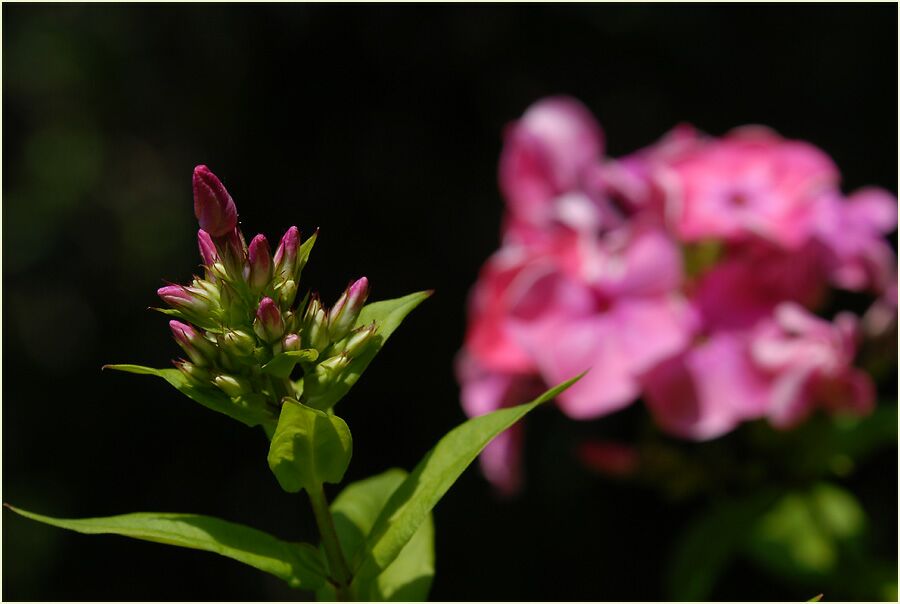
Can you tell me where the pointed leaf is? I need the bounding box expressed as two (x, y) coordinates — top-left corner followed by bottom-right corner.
(302, 291), (431, 410)
(294, 230), (317, 283)
(317, 469), (434, 601)
(267, 399), (352, 493)
(104, 364), (275, 428)
(5, 505), (326, 590)
(262, 349), (320, 379)
(351, 374), (583, 585)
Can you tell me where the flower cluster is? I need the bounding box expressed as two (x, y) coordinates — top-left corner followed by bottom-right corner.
(457, 97), (898, 493)
(159, 165), (372, 423)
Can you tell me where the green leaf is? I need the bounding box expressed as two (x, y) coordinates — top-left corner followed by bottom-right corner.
(666, 490), (781, 600)
(268, 399), (352, 493)
(808, 594), (824, 602)
(262, 349), (320, 379)
(302, 290), (431, 410)
(317, 469), (434, 601)
(351, 374), (583, 586)
(295, 229), (317, 283)
(4, 504), (326, 590)
(745, 483), (867, 579)
(104, 364), (275, 428)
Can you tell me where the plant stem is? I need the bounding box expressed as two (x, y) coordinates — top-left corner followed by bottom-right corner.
(307, 482), (353, 600)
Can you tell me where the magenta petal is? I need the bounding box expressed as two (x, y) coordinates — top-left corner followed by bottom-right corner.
(192, 165), (238, 237)
(643, 333), (771, 440)
(847, 187), (898, 233)
(517, 296), (695, 420)
(499, 96), (603, 226)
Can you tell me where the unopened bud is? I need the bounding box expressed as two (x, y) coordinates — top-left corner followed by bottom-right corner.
(303, 295), (330, 351)
(277, 279), (298, 308)
(158, 284), (213, 314)
(248, 234), (272, 291)
(254, 297), (285, 343)
(303, 354), (351, 408)
(197, 229), (219, 267)
(273, 226), (300, 282)
(220, 329), (256, 357)
(169, 320), (216, 366)
(338, 323), (377, 358)
(318, 354), (351, 375)
(174, 360), (211, 384)
(282, 333), (302, 352)
(193, 165), (238, 237)
(328, 277), (369, 341)
(220, 229), (248, 281)
(213, 374), (252, 398)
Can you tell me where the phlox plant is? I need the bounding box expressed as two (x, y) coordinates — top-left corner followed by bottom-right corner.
(457, 97), (898, 600)
(6, 165), (580, 601)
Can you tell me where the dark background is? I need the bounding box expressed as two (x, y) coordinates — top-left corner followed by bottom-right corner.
(3, 4), (897, 601)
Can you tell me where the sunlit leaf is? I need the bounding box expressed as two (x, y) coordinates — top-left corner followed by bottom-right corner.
(352, 374), (583, 586)
(267, 400), (352, 493)
(317, 469), (434, 601)
(5, 505), (326, 590)
(104, 364), (274, 428)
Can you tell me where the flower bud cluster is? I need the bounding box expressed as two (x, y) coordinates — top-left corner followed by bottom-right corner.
(158, 165), (374, 419)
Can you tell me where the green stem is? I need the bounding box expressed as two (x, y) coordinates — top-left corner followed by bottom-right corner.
(307, 482), (353, 600)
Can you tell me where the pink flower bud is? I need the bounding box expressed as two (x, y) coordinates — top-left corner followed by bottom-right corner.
(282, 333), (302, 352)
(248, 234), (273, 290)
(197, 229), (219, 266)
(193, 165), (238, 237)
(328, 277), (369, 341)
(254, 297), (285, 343)
(158, 284), (212, 314)
(273, 226), (300, 281)
(169, 320), (216, 366)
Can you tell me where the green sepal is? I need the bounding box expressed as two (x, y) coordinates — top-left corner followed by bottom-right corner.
(302, 290), (431, 410)
(4, 505), (327, 590)
(104, 364), (275, 428)
(316, 469), (434, 601)
(262, 349), (320, 379)
(267, 399), (352, 493)
(351, 373), (583, 586)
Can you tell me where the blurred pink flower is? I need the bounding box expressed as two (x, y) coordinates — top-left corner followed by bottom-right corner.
(751, 303), (875, 427)
(662, 127), (839, 248)
(458, 96), (895, 492)
(499, 96), (604, 234)
(642, 332), (771, 440)
(813, 187), (898, 293)
(692, 241), (830, 331)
